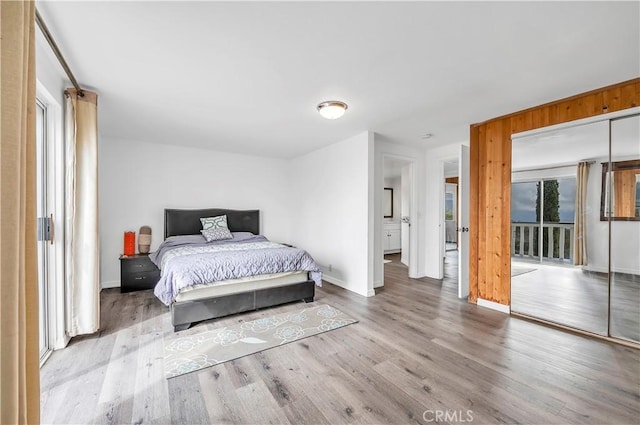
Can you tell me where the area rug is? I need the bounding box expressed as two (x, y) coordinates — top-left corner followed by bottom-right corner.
(163, 304), (357, 378)
(511, 266), (537, 277)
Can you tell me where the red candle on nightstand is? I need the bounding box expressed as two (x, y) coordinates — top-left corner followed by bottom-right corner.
(124, 231), (135, 256)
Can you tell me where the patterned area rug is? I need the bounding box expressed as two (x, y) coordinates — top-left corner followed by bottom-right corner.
(163, 304), (357, 378)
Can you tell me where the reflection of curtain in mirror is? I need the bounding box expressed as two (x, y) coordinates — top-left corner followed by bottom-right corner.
(574, 162), (590, 265)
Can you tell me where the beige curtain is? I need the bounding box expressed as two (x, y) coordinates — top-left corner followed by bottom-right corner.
(574, 161), (590, 266)
(65, 89), (100, 336)
(0, 1), (41, 423)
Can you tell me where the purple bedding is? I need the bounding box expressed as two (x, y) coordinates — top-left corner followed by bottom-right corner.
(151, 232), (322, 305)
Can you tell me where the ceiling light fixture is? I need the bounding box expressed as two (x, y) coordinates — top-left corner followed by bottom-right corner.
(317, 100), (348, 120)
(420, 133), (434, 140)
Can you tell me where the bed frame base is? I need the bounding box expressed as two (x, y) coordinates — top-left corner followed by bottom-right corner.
(171, 281), (315, 332)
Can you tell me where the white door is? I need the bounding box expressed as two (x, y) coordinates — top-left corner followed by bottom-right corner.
(458, 145), (470, 298)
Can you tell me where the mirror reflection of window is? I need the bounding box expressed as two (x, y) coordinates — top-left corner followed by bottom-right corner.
(445, 193), (454, 220)
(601, 160), (640, 221)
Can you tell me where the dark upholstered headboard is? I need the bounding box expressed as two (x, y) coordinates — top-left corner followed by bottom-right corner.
(164, 208), (260, 239)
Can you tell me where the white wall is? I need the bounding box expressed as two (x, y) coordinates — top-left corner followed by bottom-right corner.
(98, 137), (292, 287)
(383, 177), (401, 222)
(289, 132), (374, 297)
(36, 34), (67, 108)
(424, 142), (465, 279)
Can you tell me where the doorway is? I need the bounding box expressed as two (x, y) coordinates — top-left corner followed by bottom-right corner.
(381, 156), (413, 277)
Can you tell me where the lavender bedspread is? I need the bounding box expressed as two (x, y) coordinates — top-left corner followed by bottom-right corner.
(150, 233), (322, 305)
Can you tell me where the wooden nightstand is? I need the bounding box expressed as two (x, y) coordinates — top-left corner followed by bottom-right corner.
(119, 254), (160, 293)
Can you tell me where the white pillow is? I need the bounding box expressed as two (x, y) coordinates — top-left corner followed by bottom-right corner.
(201, 227), (233, 242)
(200, 215), (228, 230)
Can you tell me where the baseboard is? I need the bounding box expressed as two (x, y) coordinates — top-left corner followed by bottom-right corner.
(400, 259), (408, 266)
(101, 280), (120, 289)
(374, 280), (383, 288)
(477, 298), (510, 314)
(323, 275), (371, 297)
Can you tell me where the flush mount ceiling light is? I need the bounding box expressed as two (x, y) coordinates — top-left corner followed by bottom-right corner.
(317, 101), (348, 120)
(420, 133), (434, 140)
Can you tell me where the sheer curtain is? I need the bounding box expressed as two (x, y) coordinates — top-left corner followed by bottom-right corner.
(65, 89), (100, 336)
(0, 1), (41, 423)
(574, 161), (590, 266)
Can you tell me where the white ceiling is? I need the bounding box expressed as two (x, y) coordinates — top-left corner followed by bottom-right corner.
(36, 1), (640, 159)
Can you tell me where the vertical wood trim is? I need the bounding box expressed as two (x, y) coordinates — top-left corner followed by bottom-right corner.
(469, 125), (479, 303)
(468, 77), (640, 307)
(499, 120), (512, 305)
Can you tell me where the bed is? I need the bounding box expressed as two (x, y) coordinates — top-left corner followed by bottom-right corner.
(154, 208), (319, 331)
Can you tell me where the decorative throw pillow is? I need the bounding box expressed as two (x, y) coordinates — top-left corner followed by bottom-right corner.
(200, 215), (228, 230)
(201, 227), (233, 242)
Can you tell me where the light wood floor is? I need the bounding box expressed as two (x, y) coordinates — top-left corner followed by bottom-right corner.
(511, 260), (640, 342)
(41, 254), (640, 424)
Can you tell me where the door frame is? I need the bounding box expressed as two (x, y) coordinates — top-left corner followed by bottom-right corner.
(377, 154), (418, 288)
(36, 80), (69, 355)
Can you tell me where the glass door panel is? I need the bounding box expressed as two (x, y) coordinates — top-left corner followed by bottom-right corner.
(36, 100), (49, 360)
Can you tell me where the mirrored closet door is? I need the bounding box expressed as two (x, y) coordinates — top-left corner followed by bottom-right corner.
(511, 114), (640, 344)
(511, 120), (610, 335)
(609, 114), (640, 343)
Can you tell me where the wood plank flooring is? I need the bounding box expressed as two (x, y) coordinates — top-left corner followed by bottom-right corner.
(511, 260), (640, 342)
(41, 254), (640, 424)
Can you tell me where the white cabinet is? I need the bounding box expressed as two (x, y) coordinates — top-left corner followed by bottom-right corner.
(383, 222), (401, 253)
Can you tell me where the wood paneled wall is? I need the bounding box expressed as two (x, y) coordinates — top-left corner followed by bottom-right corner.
(469, 78), (640, 305)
